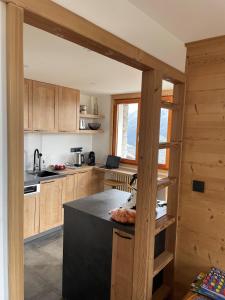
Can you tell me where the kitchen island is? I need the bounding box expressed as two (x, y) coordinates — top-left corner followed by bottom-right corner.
(63, 189), (166, 300)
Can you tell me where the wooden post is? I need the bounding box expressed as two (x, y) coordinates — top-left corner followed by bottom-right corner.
(164, 83), (185, 294)
(132, 70), (162, 300)
(7, 3), (24, 300)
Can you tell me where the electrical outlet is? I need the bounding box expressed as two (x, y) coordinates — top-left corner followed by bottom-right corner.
(192, 180), (205, 193)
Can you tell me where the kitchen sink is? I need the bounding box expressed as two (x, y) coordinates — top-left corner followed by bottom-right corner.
(36, 170), (59, 177)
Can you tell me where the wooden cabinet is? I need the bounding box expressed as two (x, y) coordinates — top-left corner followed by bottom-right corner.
(76, 171), (91, 199)
(24, 79), (32, 131)
(39, 179), (63, 232)
(76, 169), (104, 199)
(63, 174), (78, 203)
(24, 79), (81, 133)
(24, 193), (40, 239)
(32, 80), (59, 132)
(89, 169), (105, 195)
(111, 229), (134, 300)
(58, 87), (80, 132)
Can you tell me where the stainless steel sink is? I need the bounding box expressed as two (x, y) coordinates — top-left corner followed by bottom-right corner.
(27, 170), (58, 177)
(37, 170), (58, 177)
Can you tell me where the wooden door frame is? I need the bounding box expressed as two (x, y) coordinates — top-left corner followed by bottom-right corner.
(5, 1), (185, 299)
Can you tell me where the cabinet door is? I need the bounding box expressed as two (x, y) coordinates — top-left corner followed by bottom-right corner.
(39, 179), (63, 232)
(76, 171), (92, 199)
(24, 79), (32, 131)
(89, 169), (104, 195)
(111, 229), (134, 300)
(58, 87), (80, 132)
(32, 80), (58, 131)
(24, 193), (40, 239)
(63, 174), (77, 204)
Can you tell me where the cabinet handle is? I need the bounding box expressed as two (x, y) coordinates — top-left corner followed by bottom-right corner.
(114, 231), (132, 240)
(41, 180), (55, 184)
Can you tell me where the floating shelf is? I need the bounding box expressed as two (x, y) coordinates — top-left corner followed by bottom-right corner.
(77, 129), (104, 134)
(79, 113), (104, 119)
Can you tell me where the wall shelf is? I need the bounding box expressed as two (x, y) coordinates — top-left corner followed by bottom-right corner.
(77, 129), (104, 134)
(79, 113), (104, 119)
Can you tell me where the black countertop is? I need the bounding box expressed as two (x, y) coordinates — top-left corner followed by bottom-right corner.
(64, 189), (166, 235)
(24, 171), (66, 186)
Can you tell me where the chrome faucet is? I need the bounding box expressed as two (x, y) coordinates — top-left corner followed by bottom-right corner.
(33, 149), (42, 173)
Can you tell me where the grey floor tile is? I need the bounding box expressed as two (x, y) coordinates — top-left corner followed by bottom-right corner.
(25, 230), (63, 299)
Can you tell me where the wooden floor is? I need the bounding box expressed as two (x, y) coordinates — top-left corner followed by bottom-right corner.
(24, 230), (63, 300)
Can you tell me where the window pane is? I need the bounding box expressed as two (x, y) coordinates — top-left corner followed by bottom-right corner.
(159, 108), (169, 143)
(116, 103), (138, 160)
(158, 108), (170, 165)
(158, 149), (167, 165)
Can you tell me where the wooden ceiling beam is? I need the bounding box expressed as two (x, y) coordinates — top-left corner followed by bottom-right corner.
(5, 0), (185, 83)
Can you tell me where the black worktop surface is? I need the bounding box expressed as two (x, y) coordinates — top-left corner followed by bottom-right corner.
(64, 189), (166, 235)
(64, 189), (134, 234)
(24, 171), (65, 186)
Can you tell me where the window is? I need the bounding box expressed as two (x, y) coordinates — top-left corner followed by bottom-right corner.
(112, 94), (172, 169)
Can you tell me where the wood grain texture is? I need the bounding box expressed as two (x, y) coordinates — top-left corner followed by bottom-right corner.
(175, 36), (225, 299)
(24, 78), (32, 130)
(32, 80), (59, 131)
(132, 70), (162, 300)
(39, 179), (63, 232)
(58, 86), (80, 132)
(5, 0), (184, 82)
(111, 230), (134, 300)
(7, 3), (24, 300)
(24, 194), (40, 238)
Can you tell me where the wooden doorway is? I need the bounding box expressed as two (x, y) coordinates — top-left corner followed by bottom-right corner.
(6, 1), (185, 299)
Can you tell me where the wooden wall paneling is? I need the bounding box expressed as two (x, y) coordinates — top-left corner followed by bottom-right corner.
(4, 0), (185, 83)
(175, 36), (225, 298)
(132, 70), (162, 300)
(7, 3), (24, 300)
(24, 78), (32, 130)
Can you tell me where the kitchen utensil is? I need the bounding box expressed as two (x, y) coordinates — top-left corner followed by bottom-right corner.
(88, 123), (101, 130)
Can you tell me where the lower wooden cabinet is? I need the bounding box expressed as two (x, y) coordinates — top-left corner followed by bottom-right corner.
(24, 169), (104, 239)
(63, 174), (78, 204)
(24, 193), (40, 239)
(76, 170), (104, 199)
(111, 229), (134, 300)
(39, 178), (64, 232)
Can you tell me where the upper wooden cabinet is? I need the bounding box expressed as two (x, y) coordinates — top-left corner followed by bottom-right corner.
(24, 79), (81, 133)
(58, 87), (80, 132)
(32, 80), (59, 132)
(24, 79), (32, 131)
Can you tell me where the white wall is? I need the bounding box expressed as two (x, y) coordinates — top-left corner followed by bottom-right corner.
(0, 2), (8, 300)
(92, 95), (111, 164)
(53, 0), (186, 71)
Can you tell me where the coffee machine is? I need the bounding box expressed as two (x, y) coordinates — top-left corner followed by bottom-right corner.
(71, 147), (84, 167)
(87, 151), (95, 166)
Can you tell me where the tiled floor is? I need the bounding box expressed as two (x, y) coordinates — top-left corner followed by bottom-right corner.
(25, 230), (63, 300)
